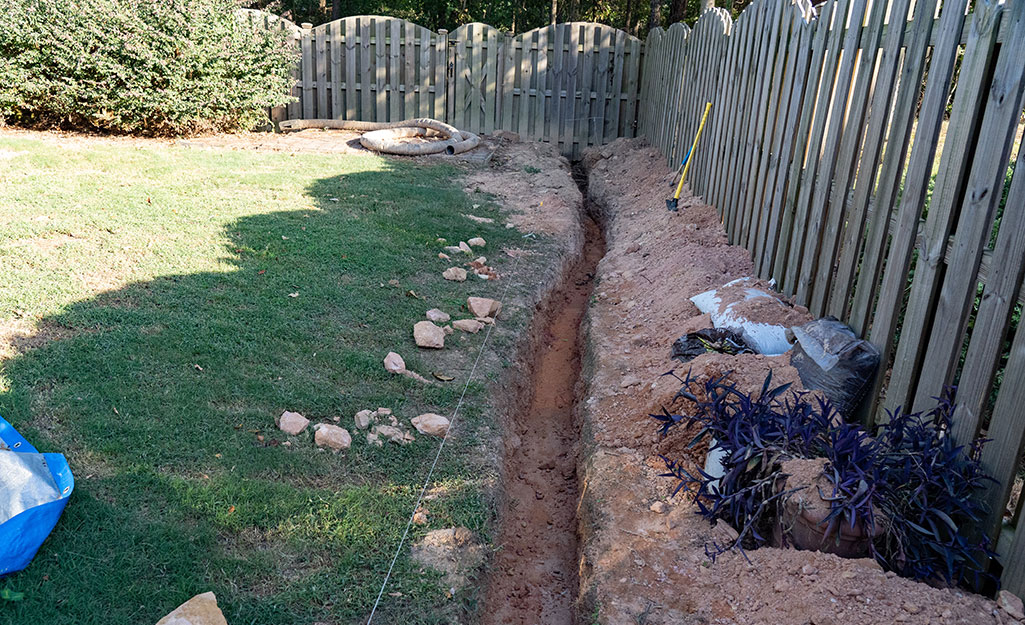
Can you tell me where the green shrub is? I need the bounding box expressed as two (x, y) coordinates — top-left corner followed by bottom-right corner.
(0, 0), (297, 134)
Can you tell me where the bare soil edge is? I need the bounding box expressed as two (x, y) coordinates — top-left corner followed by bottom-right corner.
(572, 139), (1002, 625)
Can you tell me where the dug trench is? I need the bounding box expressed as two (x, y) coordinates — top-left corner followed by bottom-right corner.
(480, 166), (606, 625)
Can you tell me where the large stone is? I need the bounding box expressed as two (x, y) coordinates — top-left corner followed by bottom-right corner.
(426, 308), (451, 323)
(414, 321), (445, 349)
(467, 297), (502, 318)
(999, 591), (1025, 621)
(383, 351), (406, 374)
(443, 245), (463, 254)
(314, 424), (352, 450)
(467, 237), (486, 248)
(452, 319), (484, 334)
(412, 413), (450, 437)
(155, 592), (227, 625)
(276, 411), (309, 435)
(443, 267), (467, 282)
(458, 241), (472, 254)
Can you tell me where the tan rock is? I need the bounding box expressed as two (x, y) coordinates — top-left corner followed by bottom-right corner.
(468, 237), (486, 248)
(649, 501), (667, 514)
(374, 424), (415, 445)
(999, 591), (1025, 621)
(155, 592), (227, 625)
(452, 319), (484, 333)
(366, 432), (383, 447)
(438, 252), (450, 260)
(414, 321), (445, 349)
(276, 411), (309, 435)
(458, 241), (472, 254)
(354, 410), (375, 429)
(443, 245), (462, 254)
(426, 308), (450, 323)
(473, 256), (487, 264)
(314, 424), (352, 450)
(376, 407), (392, 416)
(467, 296), (502, 318)
(384, 351), (406, 374)
(412, 413), (450, 437)
(443, 267), (467, 282)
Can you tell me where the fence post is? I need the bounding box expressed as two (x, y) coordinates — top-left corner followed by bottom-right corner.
(438, 29), (451, 124)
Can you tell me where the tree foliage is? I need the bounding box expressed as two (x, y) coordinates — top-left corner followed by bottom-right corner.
(0, 0), (297, 134)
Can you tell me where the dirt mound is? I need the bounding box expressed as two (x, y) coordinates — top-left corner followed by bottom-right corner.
(574, 138), (1000, 625)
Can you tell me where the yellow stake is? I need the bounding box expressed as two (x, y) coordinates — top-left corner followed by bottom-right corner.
(674, 101), (712, 201)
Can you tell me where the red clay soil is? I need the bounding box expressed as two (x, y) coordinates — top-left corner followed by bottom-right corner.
(482, 215), (605, 625)
(574, 138), (1004, 625)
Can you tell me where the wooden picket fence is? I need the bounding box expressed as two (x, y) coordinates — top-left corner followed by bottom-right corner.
(242, 11), (645, 157)
(639, 0), (1025, 590)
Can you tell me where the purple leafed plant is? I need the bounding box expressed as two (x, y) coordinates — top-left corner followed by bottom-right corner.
(653, 370), (996, 587)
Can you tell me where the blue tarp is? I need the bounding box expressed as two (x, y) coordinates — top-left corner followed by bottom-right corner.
(0, 415), (73, 577)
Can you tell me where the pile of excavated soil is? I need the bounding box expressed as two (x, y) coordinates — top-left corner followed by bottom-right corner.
(575, 138), (1002, 625)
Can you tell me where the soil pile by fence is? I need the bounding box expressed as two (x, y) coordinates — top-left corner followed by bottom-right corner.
(573, 138), (1004, 625)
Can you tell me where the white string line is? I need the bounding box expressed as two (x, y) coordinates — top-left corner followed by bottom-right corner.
(365, 248), (527, 625)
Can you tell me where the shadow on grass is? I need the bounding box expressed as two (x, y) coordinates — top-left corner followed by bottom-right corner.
(0, 160), (516, 625)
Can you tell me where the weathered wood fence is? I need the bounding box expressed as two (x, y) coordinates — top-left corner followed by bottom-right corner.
(243, 11), (644, 157)
(639, 0), (1025, 589)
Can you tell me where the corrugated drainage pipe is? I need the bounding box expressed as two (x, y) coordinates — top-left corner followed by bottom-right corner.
(278, 118), (481, 155)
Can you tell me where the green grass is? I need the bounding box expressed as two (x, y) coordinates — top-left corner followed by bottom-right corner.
(0, 135), (536, 624)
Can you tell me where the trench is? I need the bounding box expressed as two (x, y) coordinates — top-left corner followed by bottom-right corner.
(481, 166), (605, 625)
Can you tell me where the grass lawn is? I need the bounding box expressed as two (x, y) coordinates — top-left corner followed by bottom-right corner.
(0, 134), (534, 624)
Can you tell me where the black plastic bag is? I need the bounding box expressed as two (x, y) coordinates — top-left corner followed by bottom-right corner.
(672, 328), (754, 363)
(788, 317), (880, 418)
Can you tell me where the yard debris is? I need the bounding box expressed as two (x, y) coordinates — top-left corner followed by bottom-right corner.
(412, 413), (450, 437)
(690, 277), (810, 355)
(443, 267), (468, 282)
(426, 308), (451, 323)
(154, 591), (227, 625)
(276, 411), (309, 435)
(453, 319), (484, 333)
(313, 424), (351, 451)
(468, 259), (498, 280)
(467, 296), (502, 318)
(671, 328), (754, 363)
(433, 372), (455, 381)
(788, 317), (881, 418)
(468, 237), (486, 248)
(414, 321), (446, 349)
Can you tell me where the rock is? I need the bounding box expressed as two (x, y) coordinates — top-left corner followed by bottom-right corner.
(801, 564), (819, 576)
(377, 407), (392, 416)
(155, 592), (228, 625)
(453, 319), (484, 333)
(467, 296), (502, 318)
(999, 591), (1025, 620)
(438, 252), (450, 260)
(414, 321), (446, 349)
(384, 352), (406, 374)
(626, 242), (641, 253)
(620, 376), (641, 389)
(902, 603), (921, 615)
(442, 325), (454, 335)
(412, 413), (450, 437)
(468, 237), (486, 248)
(426, 308), (451, 323)
(276, 410), (309, 435)
(413, 507), (429, 524)
(649, 501), (667, 514)
(354, 410), (375, 429)
(458, 241), (472, 254)
(473, 256), (487, 264)
(444, 245), (463, 254)
(314, 424), (352, 450)
(366, 432), (383, 447)
(475, 316), (495, 325)
(443, 267), (467, 282)
(374, 424), (415, 445)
